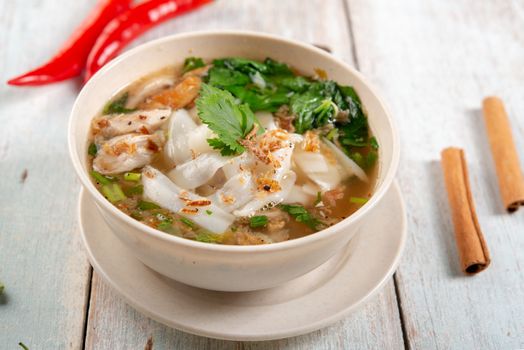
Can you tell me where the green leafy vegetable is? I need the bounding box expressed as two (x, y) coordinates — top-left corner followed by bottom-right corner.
(183, 57), (205, 73)
(350, 151), (378, 169)
(197, 84), (262, 156)
(88, 143), (97, 157)
(366, 151), (378, 168)
(279, 204), (323, 230)
(101, 184), (126, 203)
(180, 217), (196, 229)
(213, 57), (269, 75)
(226, 85), (289, 112)
(203, 56), (377, 162)
(137, 200), (161, 211)
(124, 172), (141, 182)
(103, 92), (136, 114)
(207, 66), (250, 87)
(290, 91), (334, 133)
(337, 113), (369, 147)
(195, 232), (222, 243)
(350, 197), (369, 205)
(370, 136), (379, 150)
(90, 170), (115, 186)
(249, 215), (268, 228)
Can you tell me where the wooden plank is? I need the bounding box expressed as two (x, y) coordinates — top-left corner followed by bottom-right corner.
(85, 0), (404, 348)
(86, 274), (403, 349)
(0, 1), (94, 349)
(346, 0), (524, 348)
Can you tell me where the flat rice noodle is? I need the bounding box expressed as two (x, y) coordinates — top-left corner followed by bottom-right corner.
(323, 139), (368, 182)
(283, 185), (315, 206)
(255, 111), (277, 130)
(222, 153), (254, 180)
(187, 124), (214, 155)
(293, 151), (329, 173)
(164, 109), (198, 165)
(293, 148), (344, 190)
(142, 166), (235, 234)
(234, 171), (297, 217)
(211, 172), (255, 212)
(167, 152), (231, 189)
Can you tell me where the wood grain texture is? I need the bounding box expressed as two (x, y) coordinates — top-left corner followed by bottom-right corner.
(0, 1), (94, 349)
(84, 0), (404, 348)
(346, 0), (524, 348)
(86, 273), (403, 350)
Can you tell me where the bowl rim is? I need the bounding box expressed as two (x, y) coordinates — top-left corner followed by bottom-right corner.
(68, 30), (400, 253)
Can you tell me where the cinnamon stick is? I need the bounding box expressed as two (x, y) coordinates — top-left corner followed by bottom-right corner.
(441, 148), (491, 274)
(482, 97), (524, 212)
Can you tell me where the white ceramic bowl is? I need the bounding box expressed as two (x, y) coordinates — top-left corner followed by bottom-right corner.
(69, 31), (399, 292)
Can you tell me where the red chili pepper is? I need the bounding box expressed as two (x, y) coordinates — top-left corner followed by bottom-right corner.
(7, 0), (132, 86)
(84, 0), (213, 82)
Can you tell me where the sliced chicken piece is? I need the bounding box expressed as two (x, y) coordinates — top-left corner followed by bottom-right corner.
(182, 65), (211, 78)
(93, 133), (164, 175)
(127, 76), (176, 108)
(140, 75), (201, 109)
(142, 166), (235, 234)
(91, 109), (171, 138)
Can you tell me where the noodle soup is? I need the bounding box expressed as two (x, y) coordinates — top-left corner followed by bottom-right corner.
(87, 57), (378, 245)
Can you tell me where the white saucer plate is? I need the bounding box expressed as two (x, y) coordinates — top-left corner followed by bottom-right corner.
(78, 181), (407, 341)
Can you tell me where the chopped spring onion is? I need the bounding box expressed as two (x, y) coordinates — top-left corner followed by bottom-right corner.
(195, 232), (222, 243)
(130, 211), (143, 221)
(137, 200), (161, 210)
(101, 183), (126, 203)
(205, 210), (213, 215)
(157, 219), (173, 232)
(124, 184), (143, 196)
(88, 143), (97, 156)
(325, 128), (338, 141)
(350, 196), (369, 205)
(180, 217), (196, 228)
(249, 215), (268, 228)
(124, 172), (141, 182)
(279, 204), (323, 230)
(370, 136), (379, 150)
(90, 170), (115, 186)
(313, 191), (322, 206)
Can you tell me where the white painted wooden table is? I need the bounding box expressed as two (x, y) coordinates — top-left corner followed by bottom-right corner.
(1, 1), (523, 349)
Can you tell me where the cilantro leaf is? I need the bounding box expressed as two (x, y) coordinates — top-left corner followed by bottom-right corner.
(183, 57), (205, 73)
(196, 84), (262, 156)
(279, 204), (323, 230)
